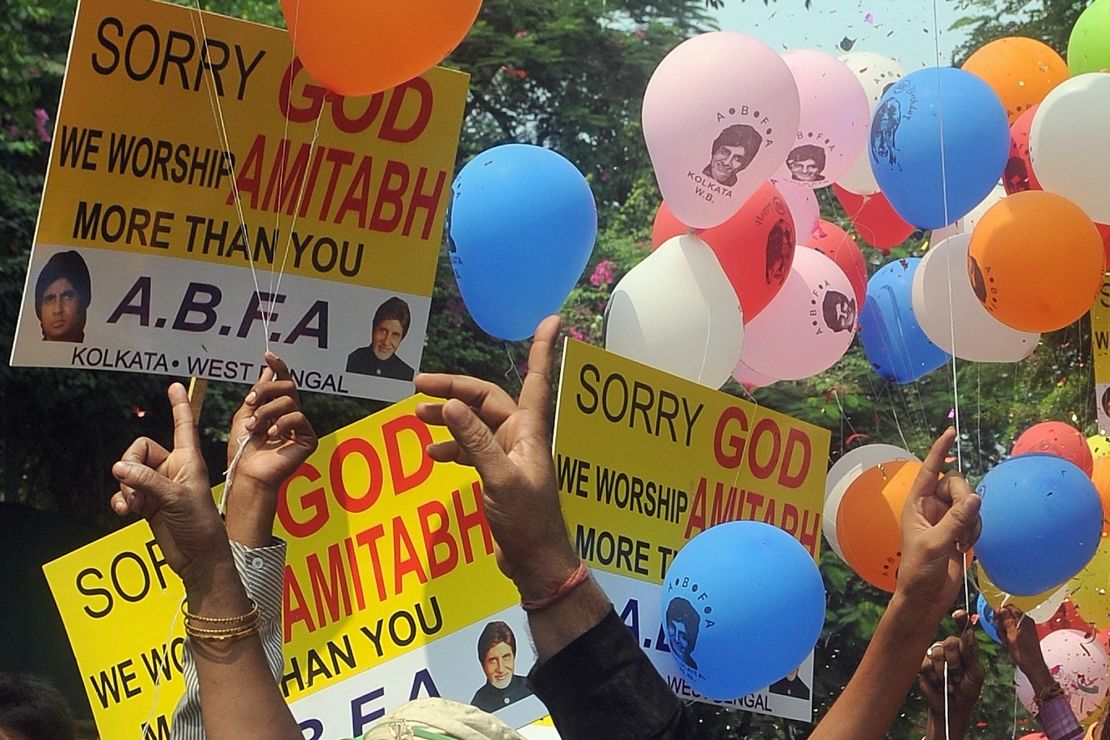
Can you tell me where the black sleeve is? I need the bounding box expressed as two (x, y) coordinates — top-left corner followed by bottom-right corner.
(527, 609), (697, 740)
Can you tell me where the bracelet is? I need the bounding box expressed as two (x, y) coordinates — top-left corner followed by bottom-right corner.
(1033, 681), (1065, 711)
(521, 561), (589, 612)
(182, 599), (258, 625)
(184, 620), (261, 642)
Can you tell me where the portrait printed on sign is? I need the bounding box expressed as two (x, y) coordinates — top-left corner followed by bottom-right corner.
(34, 250), (91, 344)
(470, 621), (534, 713)
(346, 296), (416, 381)
(703, 124), (763, 187)
(786, 144), (827, 184)
(765, 218), (795, 287)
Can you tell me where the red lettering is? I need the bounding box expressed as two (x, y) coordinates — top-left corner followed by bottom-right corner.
(778, 429), (813, 488)
(713, 407), (749, 468)
(229, 133), (267, 208)
(279, 59), (329, 123)
(332, 93), (385, 134)
(418, 500), (459, 579)
(354, 524), (388, 601)
(392, 515), (429, 592)
(404, 168), (447, 240)
(379, 78), (433, 143)
(383, 414), (434, 494)
(277, 462), (327, 538)
(453, 482), (494, 563)
(306, 543), (351, 629)
(334, 155), (373, 227)
(331, 438), (384, 514)
(683, 477), (709, 539)
(749, 418), (781, 480)
(283, 565), (316, 643)
(368, 160), (409, 232)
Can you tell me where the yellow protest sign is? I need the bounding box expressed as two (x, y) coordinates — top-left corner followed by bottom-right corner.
(553, 340), (829, 722)
(45, 396), (547, 739)
(12, 0), (468, 402)
(1092, 277), (1110, 433)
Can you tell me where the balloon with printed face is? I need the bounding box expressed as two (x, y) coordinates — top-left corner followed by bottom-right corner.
(961, 37), (1067, 124)
(859, 258), (951, 383)
(837, 459), (921, 592)
(652, 183), (796, 322)
(661, 521), (826, 700)
(966, 191), (1105, 334)
(1068, 0), (1110, 75)
(739, 248), (856, 381)
(1030, 74), (1110, 224)
(911, 233), (1039, 362)
(868, 67), (1010, 229)
(449, 144), (597, 340)
(804, 221), (867, 308)
(1004, 106), (1042, 195)
(773, 50), (870, 190)
(604, 234), (743, 388)
(976, 454), (1103, 596)
(1016, 630), (1110, 722)
(643, 32), (801, 229)
(837, 52), (909, 196)
(281, 0), (481, 96)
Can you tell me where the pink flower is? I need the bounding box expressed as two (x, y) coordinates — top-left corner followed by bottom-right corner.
(566, 326), (587, 342)
(34, 108), (51, 142)
(589, 259), (615, 288)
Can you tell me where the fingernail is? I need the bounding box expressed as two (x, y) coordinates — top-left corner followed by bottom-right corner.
(245, 415), (256, 430)
(245, 391), (257, 405)
(112, 499), (126, 513)
(267, 425), (280, 439)
(112, 461), (131, 477)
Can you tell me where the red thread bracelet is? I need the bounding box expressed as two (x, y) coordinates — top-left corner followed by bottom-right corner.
(521, 561), (589, 612)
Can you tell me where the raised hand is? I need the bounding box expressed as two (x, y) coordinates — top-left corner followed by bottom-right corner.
(413, 315), (580, 601)
(919, 610), (984, 740)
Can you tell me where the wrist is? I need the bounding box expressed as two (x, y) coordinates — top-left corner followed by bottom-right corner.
(224, 477), (280, 547)
(512, 548), (583, 603)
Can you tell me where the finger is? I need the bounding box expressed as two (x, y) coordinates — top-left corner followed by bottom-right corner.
(266, 411), (317, 447)
(246, 395), (299, 433)
(415, 401), (446, 427)
(120, 437), (171, 471)
(517, 315), (562, 416)
(263, 351), (293, 383)
(911, 427), (956, 497)
(414, 375), (516, 428)
(935, 485), (983, 549)
(112, 460), (175, 513)
(168, 383), (201, 451)
(953, 609), (971, 633)
(441, 399), (513, 486)
(426, 439), (475, 467)
(943, 636), (963, 676)
(110, 489), (139, 516)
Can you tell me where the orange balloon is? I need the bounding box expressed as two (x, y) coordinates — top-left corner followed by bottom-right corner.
(1091, 457), (1110, 536)
(962, 37), (1069, 124)
(281, 0), (482, 96)
(967, 191), (1105, 333)
(837, 459), (921, 592)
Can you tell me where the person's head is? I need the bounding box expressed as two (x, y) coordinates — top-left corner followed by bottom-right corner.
(476, 622), (517, 689)
(765, 218), (795, 285)
(0, 673), (75, 740)
(786, 144), (826, 183)
(871, 98), (902, 163)
(370, 297), (411, 361)
(34, 251), (90, 342)
(707, 125), (763, 184)
(822, 290), (856, 332)
(665, 597), (700, 665)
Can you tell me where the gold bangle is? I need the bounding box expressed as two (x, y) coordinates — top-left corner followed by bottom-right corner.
(184, 617), (261, 641)
(182, 598), (258, 625)
(185, 623), (261, 642)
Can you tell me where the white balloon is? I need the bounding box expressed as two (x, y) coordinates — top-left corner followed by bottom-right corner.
(1016, 629), (1110, 722)
(836, 52), (909, 196)
(604, 234), (744, 387)
(931, 183), (1007, 243)
(824, 444), (917, 560)
(1030, 73), (1110, 223)
(911, 233), (1039, 361)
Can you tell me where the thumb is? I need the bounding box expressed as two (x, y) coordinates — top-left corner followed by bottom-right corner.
(934, 487), (982, 550)
(112, 460), (174, 514)
(441, 399), (512, 488)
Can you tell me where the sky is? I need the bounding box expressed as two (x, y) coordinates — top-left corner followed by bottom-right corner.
(713, 0), (975, 69)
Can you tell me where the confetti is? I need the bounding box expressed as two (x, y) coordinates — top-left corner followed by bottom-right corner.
(840, 36), (856, 51)
(864, 12), (874, 24)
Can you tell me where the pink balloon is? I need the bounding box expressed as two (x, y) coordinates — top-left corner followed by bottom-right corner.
(774, 50), (871, 189)
(804, 220), (867, 308)
(1016, 629), (1109, 722)
(775, 180), (821, 241)
(1012, 421), (1094, 477)
(732, 359), (779, 390)
(740, 248), (856, 380)
(643, 32), (801, 229)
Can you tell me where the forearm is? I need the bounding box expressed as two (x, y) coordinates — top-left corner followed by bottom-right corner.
(224, 478), (279, 548)
(814, 594), (945, 740)
(183, 554), (298, 740)
(526, 577), (612, 663)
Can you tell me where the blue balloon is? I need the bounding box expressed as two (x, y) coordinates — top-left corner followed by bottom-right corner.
(448, 144), (597, 340)
(858, 258), (951, 383)
(975, 454), (1103, 596)
(976, 593), (1002, 644)
(661, 522), (825, 700)
(868, 67), (1009, 229)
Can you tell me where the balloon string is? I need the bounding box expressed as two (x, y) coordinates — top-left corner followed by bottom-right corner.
(269, 0), (301, 302)
(943, 660), (952, 740)
(188, 4), (271, 353)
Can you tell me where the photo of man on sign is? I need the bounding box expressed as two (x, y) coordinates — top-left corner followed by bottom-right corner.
(346, 296), (416, 380)
(470, 621), (533, 713)
(34, 250), (91, 343)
